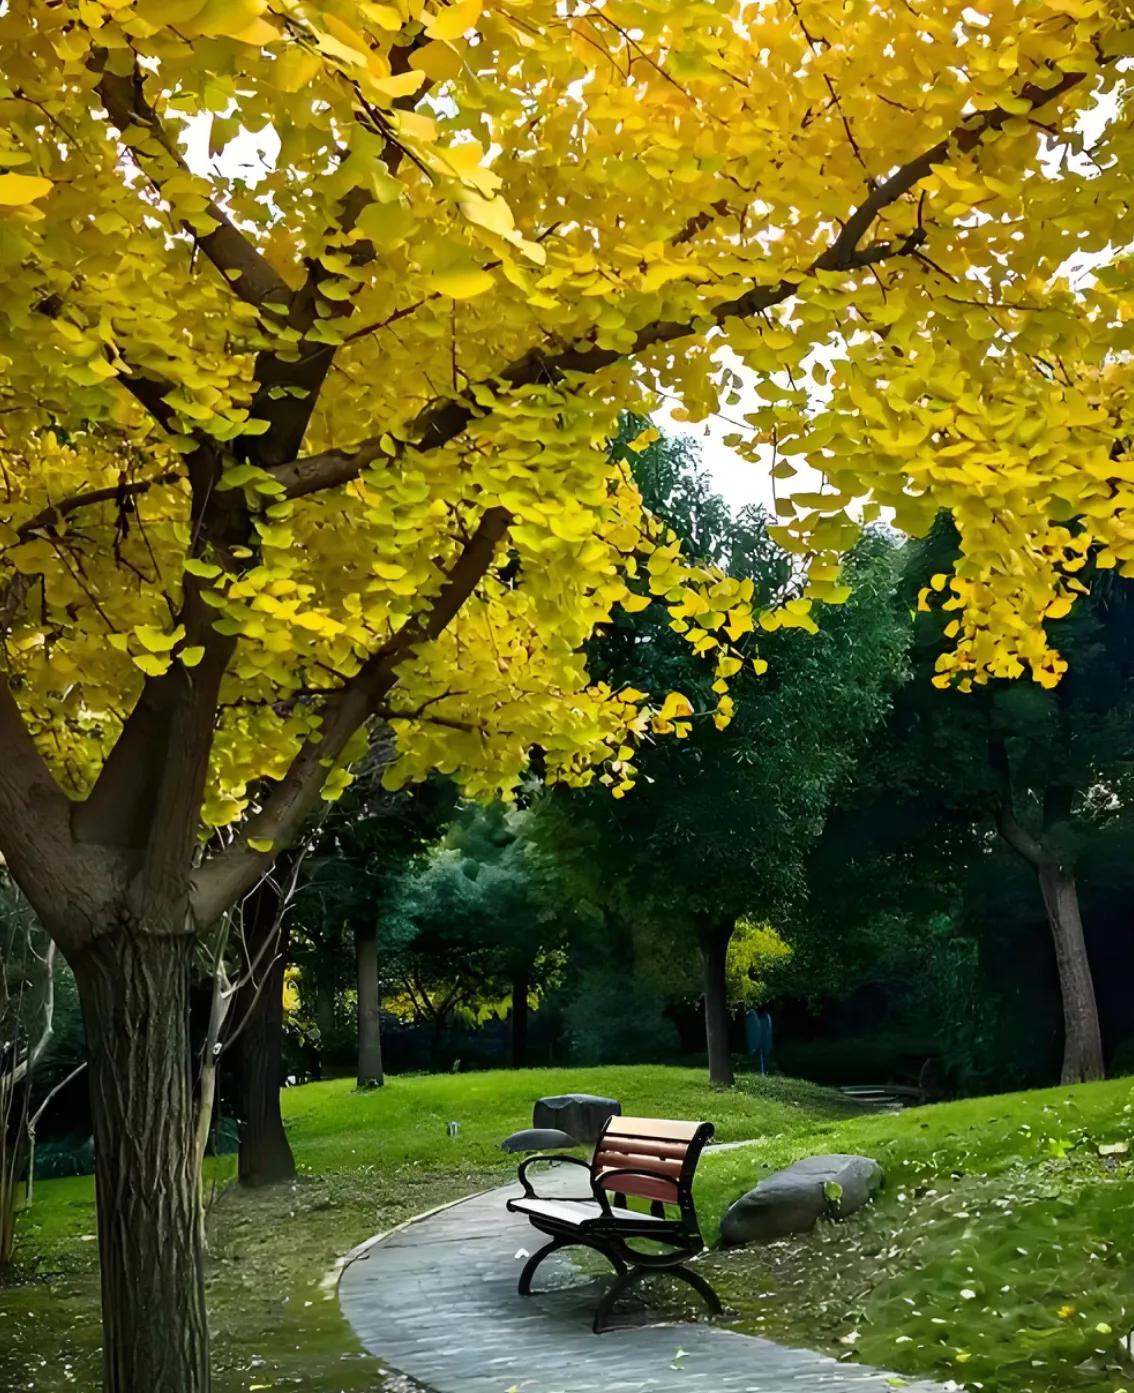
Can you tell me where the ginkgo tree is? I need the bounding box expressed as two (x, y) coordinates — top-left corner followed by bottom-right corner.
(0, 0), (1129, 1389)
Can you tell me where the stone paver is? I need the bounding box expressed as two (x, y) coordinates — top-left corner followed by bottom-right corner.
(339, 1172), (946, 1393)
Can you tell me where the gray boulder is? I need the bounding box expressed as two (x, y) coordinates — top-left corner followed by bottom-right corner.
(720, 1153), (882, 1246)
(532, 1094), (620, 1144)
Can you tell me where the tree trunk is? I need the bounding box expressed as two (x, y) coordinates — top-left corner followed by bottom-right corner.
(699, 926), (734, 1087)
(1037, 861), (1105, 1084)
(355, 922), (384, 1088)
(74, 928), (209, 1393)
(511, 966), (529, 1069)
(237, 891), (296, 1188)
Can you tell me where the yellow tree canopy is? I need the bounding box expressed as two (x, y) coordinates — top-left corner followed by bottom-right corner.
(0, 0), (1128, 926)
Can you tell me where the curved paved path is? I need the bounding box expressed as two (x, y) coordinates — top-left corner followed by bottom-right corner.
(340, 1176), (945, 1393)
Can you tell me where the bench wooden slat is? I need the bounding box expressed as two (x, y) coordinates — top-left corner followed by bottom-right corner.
(597, 1173), (679, 1203)
(594, 1149), (685, 1179)
(595, 1137), (690, 1163)
(603, 1116), (701, 1142)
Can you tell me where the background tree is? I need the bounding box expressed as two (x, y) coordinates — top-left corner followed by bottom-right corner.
(539, 432), (907, 1084)
(293, 765), (457, 1089)
(386, 801), (570, 1068)
(819, 518), (1134, 1083)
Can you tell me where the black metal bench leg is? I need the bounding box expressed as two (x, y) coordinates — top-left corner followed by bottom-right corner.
(592, 1263), (723, 1333)
(518, 1238), (565, 1296)
(592, 1266), (649, 1333)
(667, 1263), (723, 1316)
(520, 1238), (627, 1298)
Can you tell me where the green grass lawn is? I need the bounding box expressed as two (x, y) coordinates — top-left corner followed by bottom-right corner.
(0, 1065), (857, 1392)
(4, 1066), (1134, 1393)
(697, 1075), (1134, 1393)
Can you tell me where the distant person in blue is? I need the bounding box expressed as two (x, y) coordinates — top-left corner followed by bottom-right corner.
(744, 1008), (773, 1075)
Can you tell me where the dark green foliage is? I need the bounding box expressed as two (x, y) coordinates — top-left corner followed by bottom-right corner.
(560, 970), (681, 1065)
(287, 761), (457, 1069)
(787, 514), (1134, 1088)
(537, 428), (906, 1008)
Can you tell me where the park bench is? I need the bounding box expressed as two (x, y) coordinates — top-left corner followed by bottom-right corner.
(507, 1115), (722, 1333)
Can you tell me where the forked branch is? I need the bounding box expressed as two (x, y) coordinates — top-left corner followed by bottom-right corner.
(189, 506), (512, 923)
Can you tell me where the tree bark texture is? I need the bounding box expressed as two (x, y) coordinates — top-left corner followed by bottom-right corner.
(75, 928), (209, 1393)
(699, 926), (734, 1087)
(237, 889), (296, 1188)
(1037, 861), (1105, 1084)
(355, 922), (384, 1088)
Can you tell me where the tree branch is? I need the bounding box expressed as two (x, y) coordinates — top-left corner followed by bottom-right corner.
(989, 734), (1044, 866)
(12, 471), (182, 545)
(244, 36), (435, 467)
(0, 685), (85, 934)
(5, 942), (56, 1089)
(94, 57), (291, 310)
(189, 506), (512, 924)
(278, 67), (1089, 500)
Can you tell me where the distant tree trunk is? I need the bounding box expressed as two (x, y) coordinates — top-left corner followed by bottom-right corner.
(431, 1010), (449, 1071)
(1037, 861), (1104, 1084)
(237, 883), (296, 1188)
(75, 928), (209, 1393)
(355, 922), (384, 1088)
(314, 974), (335, 1076)
(511, 965), (530, 1069)
(993, 755), (1104, 1086)
(699, 924), (734, 1087)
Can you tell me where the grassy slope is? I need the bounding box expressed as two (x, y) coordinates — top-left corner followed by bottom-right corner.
(5, 1068), (1133, 1393)
(0, 1066), (855, 1393)
(698, 1076), (1134, 1392)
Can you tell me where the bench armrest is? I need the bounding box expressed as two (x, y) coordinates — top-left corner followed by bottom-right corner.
(517, 1152), (592, 1199)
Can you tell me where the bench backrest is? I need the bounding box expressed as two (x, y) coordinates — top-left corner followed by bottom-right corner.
(591, 1116), (714, 1230)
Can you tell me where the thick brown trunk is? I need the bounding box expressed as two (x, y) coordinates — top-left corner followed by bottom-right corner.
(1037, 861), (1104, 1084)
(355, 922), (384, 1088)
(511, 966), (529, 1069)
(699, 926), (734, 1087)
(237, 889), (296, 1188)
(74, 928), (209, 1393)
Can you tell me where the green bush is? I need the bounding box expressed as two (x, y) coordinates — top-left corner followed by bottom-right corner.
(563, 973), (681, 1065)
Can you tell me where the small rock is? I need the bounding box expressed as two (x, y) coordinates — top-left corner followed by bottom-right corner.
(720, 1153), (883, 1246)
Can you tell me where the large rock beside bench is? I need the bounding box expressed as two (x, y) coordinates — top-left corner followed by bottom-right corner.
(720, 1153), (882, 1246)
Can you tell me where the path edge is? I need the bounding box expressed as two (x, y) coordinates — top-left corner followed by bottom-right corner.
(322, 1185), (499, 1295)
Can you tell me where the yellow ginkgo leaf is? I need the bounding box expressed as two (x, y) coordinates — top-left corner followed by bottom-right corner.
(658, 691), (694, 721)
(0, 172), (52, 206)
(460, 193), (515, 238)
(371, 70), (427, 100)
(410, 39), (465, 82)
(427, 267), (494, 298)
(626, 426), (660, 454)
(619, 593), (652, 613)
(132, 653), (171, 678)
(134, 624), (184, 653)
(180, 646), (206, 668)
(424, 0), (483, 43)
